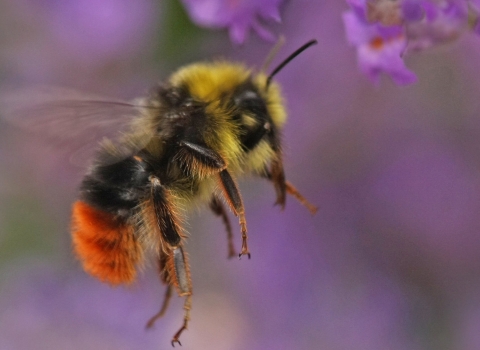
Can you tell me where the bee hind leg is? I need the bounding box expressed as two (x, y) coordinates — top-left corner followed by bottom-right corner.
(146, 252), (173, 329)
(170, 246), (192, 346)
(146, 246), (193, 345)
(171, 293), (192, 347)
(148, 176), (193, 344)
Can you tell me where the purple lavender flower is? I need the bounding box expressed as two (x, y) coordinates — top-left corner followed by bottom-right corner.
(403, 0), (469, 51)
(181, 0), (283, 44)
(343, 0), (478, 84)
(343, 0), (417, 85)
(366, 0), (404, 25)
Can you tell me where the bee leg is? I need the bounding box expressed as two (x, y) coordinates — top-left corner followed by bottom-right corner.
(146, 253), (173, 329)
(146, 285), (173, 329)
(263, 164), (317, 215)
(175, 140), (226, 177)
(170, 246), (192, 347)
(270, 158), (287, 208)
(171, 292), (192, 347)
(150, 176), (182, 247)
(147, 247), (192, 345)
(284, 181), (318, 215)
(209, 196), (236, 258)
(174, 142), (249, 258)
(149, 176), (193, 345)
(172, 246), (190, 295)
(217, 169), (250, 259)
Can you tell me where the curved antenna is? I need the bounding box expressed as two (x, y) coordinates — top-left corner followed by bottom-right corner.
(266, 39), (318, 89)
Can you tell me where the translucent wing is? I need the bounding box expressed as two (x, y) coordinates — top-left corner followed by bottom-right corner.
(0, 86), (159, 166)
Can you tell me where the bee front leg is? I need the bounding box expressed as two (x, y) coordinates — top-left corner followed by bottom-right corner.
(264, 161), (318, 215)
(173, 141), (250, 258)
(174, 140), (226, 177)
(210, 196), (236, 258)
(217, 169), (250, 259)
(283, 181), (318, 215)
(269, 158), (287, 209)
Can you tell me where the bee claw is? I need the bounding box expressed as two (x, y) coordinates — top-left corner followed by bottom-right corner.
(238, 248), (251, 260)
(170, 318), (188, 347)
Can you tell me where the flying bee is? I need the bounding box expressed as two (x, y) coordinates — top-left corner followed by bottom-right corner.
(1, 39), (318, 346)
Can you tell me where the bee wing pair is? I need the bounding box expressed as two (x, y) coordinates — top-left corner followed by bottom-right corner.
(0, 85), (155, 166)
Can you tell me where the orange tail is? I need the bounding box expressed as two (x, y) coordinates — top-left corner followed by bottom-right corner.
(71, 201), (142, 285)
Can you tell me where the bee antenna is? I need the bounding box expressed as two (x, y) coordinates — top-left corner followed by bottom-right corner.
(260, 35), (286, 73)
(266, 39), (318, 89)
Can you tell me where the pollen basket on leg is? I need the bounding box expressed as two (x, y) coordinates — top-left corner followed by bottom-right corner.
(71, 201), (142, 285)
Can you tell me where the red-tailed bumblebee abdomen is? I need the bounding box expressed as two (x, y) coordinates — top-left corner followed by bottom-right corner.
(71, 200), (142, 285)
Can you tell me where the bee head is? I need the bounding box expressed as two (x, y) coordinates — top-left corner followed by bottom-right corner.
(163, 40), (317, 171)
(167, 62), (286, 157)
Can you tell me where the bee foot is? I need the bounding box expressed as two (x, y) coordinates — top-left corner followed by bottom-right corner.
(170, 318), (188, 347)
(238, 247), (251, 259)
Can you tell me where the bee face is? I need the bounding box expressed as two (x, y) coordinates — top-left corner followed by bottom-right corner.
(160, 63), (286, 171)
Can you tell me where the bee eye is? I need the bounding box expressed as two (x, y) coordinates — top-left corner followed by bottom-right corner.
(240, 90), (259, 100)
(234, 90), (260, 107)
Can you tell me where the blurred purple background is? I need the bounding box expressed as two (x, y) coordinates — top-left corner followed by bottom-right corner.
(1, 0), (480, 349)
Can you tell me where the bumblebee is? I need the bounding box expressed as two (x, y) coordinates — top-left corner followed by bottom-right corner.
(3, 40), (317, 345)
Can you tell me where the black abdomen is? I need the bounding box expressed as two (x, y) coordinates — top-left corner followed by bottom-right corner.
(79, 155), (150, 219)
